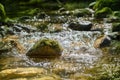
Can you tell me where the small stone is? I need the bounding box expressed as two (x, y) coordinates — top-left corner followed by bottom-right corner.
(94, 35), (111, 48)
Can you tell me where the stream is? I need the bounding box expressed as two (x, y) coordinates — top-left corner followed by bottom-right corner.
(0, 15), (120, 80)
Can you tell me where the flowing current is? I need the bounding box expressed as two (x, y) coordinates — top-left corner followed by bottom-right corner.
(0, 16), (108, 79)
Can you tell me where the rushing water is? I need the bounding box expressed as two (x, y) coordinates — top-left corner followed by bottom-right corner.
(0, 26), (102, 78)
(0, 16), (119, 79)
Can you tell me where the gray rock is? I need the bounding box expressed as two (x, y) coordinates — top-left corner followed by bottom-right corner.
(68, 21), (92, 31)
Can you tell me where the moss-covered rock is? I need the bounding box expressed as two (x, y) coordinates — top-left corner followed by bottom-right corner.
(94, 7), (112, 19)
(112, 23), (120, 32)
(26, 38), (63, 58)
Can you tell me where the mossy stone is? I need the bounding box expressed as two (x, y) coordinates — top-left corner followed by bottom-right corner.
(26, 38), (63, 58)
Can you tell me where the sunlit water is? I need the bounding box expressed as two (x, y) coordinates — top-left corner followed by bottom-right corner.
(0, 16), (119, 79)
(0, 26), (103, 78)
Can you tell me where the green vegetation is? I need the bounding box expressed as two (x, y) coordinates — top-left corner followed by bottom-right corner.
(94, 7), (112, 18)
(109, 41), (120, 54)
(94, 0), (120, 11)
(96, 64), (120, 80)
(112, 23), (120, 32)
(64, 2), (90, 10)
(0, 3), (7, 22)
(93, 0), (120, 19)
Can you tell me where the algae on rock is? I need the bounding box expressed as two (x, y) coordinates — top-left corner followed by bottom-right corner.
(26, 38), (63, 58)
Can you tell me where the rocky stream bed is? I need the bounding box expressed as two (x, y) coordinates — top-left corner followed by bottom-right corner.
(0, 11), (120, 80)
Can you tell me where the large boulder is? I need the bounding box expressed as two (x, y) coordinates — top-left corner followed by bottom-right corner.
(68, 21), (92, 31)
(26, 38), (63, 58)
(94, 35), (111, 48)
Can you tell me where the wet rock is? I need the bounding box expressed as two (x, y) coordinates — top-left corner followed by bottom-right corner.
(11, 75), (61, 80)
(94, 35), (111, 48)
(95, 7), (112, 19)
(18, 16), (31, 21)
(72, 8), (92, 17)
(112, 23), (120, 32)
(68, 21), (92, 31)
(16, 24), (34, 33)
(36, 12), (47, 19)
(0, 67), (46, 79)
(26, 38), (63, 58)
(13, 25), (22, 32)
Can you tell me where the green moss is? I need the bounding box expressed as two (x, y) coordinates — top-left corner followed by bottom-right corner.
(95, 7), (112, 18)
(26, 38), (63, 58)
(33, 38), (62, 50)
(0, 3), (7, 22)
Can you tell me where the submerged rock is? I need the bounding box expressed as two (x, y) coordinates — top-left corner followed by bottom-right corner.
(68, 21), (92, 31)
(26, 38), (63, 58)
(94, 35), (111, 48)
